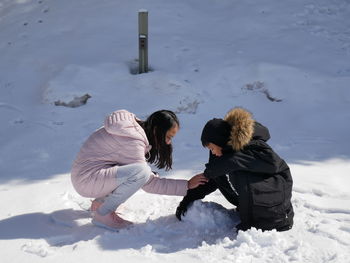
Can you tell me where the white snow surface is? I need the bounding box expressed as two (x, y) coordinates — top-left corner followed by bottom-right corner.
(1, 0), (350, 262)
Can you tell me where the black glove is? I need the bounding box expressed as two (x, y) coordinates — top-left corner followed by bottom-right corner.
(235, 222), (250, 232)
(175, 180), (217, 221)
(175, 204), (188, 221)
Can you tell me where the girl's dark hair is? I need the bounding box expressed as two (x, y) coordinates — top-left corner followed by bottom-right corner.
(140, 110), (179, 170)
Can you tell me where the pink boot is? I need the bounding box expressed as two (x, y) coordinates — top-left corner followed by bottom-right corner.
(90, 200), (102, 212)
(90, 199), (125, 213)
(92, 211), (133, 230)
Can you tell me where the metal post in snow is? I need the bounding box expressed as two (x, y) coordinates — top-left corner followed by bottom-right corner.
(138, 9), (148, 73)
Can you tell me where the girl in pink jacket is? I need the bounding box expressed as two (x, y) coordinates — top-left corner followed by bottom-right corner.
(71, 109), (207, 230)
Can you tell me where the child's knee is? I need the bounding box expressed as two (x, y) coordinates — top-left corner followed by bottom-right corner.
(132, 163), (151, 183)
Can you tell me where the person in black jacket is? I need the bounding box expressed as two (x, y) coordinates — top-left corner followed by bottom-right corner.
(176, 107), (294, 232)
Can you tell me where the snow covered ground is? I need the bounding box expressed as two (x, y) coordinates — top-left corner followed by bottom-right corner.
(0, 0), (350, 262)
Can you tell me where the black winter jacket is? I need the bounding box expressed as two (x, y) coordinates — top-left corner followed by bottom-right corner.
(178, 121), (294, 232)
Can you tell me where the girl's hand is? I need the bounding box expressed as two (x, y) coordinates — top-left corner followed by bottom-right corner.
(188, 173), (208, 189)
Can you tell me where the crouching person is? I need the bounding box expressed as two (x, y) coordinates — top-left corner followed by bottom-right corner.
(71, 109), (207, 230)
(175, 107), (294, 232)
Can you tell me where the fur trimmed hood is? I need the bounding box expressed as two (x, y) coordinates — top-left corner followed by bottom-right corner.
(224, 107), (255, 151)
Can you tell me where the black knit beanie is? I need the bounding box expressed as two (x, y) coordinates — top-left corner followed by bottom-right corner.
(201, 118), (231, 148)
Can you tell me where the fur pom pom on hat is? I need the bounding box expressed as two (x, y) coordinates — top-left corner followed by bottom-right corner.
(224, 107), (255, 151)
(201, 107), (255, 151)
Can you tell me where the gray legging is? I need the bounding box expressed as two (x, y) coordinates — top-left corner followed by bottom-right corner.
(97, 163), (151, 216)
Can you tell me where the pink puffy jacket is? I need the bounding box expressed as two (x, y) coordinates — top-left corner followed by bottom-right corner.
(71, 110), (188, 198)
